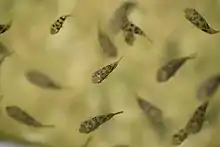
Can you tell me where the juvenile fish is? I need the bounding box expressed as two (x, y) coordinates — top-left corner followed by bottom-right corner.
(98, 27), (117, 57)
(50, 14), (73, 34)
(185, 100), (209, 134)
(25, 70), (62, 90)
(172, 128), (188, 145)
(197, 74), (220, 100)
(184, 8), (219, 34)
(0, 20), (12, 34)
(121, 19), (146, 37)
(6, 105), (55, 128)
(109, 1), (137, 35)
(79, 111), (123, 134)
(156, 53), (197, 82)
(92, 57), (123, 84)
(123, 30), (136, 46)
(136, 95), (167, 137)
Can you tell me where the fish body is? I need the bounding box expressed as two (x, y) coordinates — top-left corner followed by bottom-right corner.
(197, 74), (220, 100)
(109, 1), (137, 34)
(123, 30), (135, 46)
(121, 19), (146, 37)
(50, 14), (73, 34)
(172, 129), (188, 145)
(184, 8), (219, 34)
(92, 57), (123, 84)
(137, 97), (163, 124)
(98, 27), (117, 57)
(79, 111), (123, 134)
(0, 21), (12, 34)
(157, 53), (197, 82)
(185, 101), (209, 134)
(25, 70), (61, 90)
(6, 105), (55, 128)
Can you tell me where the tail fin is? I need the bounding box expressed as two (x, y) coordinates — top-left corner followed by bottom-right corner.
(113, 111), (124, 116)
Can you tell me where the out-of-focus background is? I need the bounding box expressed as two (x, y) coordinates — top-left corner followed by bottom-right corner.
(0, 0), (220, 147)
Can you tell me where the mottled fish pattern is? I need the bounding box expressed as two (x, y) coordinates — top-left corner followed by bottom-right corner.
(184, 8), (219, 34)
(79, 111), (123, 134)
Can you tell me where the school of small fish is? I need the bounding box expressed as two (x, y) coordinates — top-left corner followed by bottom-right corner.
(0, 2), (219, 147)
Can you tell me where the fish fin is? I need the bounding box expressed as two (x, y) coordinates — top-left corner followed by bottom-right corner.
(113, 111), (124, 116)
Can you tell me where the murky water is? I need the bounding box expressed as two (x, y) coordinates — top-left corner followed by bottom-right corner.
(0, 0), (220, 147)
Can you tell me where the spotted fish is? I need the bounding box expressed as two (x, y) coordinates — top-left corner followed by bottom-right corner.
(156, 53), (197, 82)
(109, 1), (137, 35)
(197, 74), (220, 100)
(185, 100), (209, 134)
(0, 20), (12, 35)
(121, 18), (146, 37)
(172, 128), (188, 145)
(79, 111), (123, 134)
(6, 105), (55, 128)
(92, 57), (123, 84)
(184, 8), (219, 34)
(50, 14), (73, 35)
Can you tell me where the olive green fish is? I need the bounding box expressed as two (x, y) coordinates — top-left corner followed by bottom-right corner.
(123, 30), (136, 46)
(172, 128), (188, 145)
(79, 111), (123, 134)
(92, 57), (123, 84)
(50, 14), (73, 34)
(0, 20), (12, 35)
(185, 100), (209, 134)
(156, 53), (197, 82)
(97, 26), (117, 57)
(6, 105), (55, 128)
(197, 73), (220, 100)
(25, 70), (62, 90)
(184, 8), (219, 34)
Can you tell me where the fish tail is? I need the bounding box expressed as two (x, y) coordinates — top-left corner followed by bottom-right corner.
(188, 52), (198, 60)
(42, 124), (55, 128)
(113, 111), (124, 116)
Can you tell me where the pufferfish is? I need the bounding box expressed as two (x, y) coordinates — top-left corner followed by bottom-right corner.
(184, 8), (219, 34)
(79, 111), (123, 134)
(50, 14), (73, 35)
(92, 57), (123, 84)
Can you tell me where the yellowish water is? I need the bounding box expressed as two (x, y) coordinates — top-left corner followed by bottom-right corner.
(0, 0), (220, 147)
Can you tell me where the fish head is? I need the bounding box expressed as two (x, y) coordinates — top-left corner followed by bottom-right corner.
(5, 105), (19, 116)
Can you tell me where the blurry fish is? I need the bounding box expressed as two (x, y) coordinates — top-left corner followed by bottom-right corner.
(172, 128), (188, 145)
(50, 14), (73, 35)
(185, 100), (209, 134)
(79, 111), (123, 134)
(184, 8), (219, 34)
(6, 105), (55, 128)
(81, 136), (93, 147)
(136, 95), (167, 138)
(109, 1), (137, 34)
(0, 20), (12, 34)
(197, 74), (220, 100)
(0, 42), (12, 56)
(97, 26), (117, 57)
(123, 30), (136, 46)
(92, 57), (123, 84)
(25, 70), (62, 90)
(156, 53), (197, 82)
